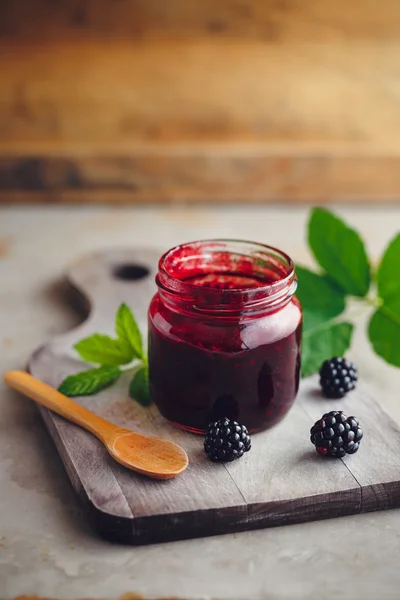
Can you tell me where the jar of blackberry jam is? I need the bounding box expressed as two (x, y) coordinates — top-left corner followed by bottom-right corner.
(148, 240), (302, 434)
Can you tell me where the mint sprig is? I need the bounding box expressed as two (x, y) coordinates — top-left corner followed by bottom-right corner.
(299, 208), (400, 376)
(59, 303), (150, 402)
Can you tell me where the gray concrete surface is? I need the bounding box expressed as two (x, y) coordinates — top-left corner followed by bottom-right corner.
(1, 205), (400, 599)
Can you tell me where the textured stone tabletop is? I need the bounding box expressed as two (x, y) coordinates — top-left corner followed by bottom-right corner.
(1, 205), (400, 600)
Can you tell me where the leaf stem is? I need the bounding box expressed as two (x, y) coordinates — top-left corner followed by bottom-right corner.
(365, 295), (383, 309)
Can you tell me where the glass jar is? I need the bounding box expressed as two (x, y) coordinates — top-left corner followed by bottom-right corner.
(148, 240), (302, 434)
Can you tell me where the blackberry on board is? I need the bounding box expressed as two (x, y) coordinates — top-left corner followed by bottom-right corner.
(319, 357), (358, 399)
(310, 410), (363, 458)
(204, 417), (251, 462)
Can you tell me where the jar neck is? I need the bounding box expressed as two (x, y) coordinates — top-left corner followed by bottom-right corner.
(156, 240), (297, 318)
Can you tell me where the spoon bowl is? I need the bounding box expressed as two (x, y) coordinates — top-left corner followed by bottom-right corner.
(110, 431), (188, 479)
(4, 371), (189, 480)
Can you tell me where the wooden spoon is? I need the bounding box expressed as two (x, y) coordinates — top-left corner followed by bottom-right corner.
(4, 370), (188, 480)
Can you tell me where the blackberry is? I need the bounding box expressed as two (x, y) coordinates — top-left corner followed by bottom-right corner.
(319, 357), (358, 398)
(310, 411), (363, 458)
(204, 417), (251, 462)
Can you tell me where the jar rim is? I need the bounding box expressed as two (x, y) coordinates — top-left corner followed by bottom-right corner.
(156, 239), (296, 314)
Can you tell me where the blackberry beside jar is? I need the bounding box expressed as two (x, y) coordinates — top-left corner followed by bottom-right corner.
(148, 240), (302, 434)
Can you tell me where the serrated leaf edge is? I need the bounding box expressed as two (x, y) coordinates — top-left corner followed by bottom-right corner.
(58, 365), (121, 397)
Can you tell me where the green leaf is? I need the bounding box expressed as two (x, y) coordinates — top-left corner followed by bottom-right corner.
(129, 364), (151, 406)
(115, 303), (144, 360)
(308, 208), (371, 297)
(368, 301), (400, 367)
(302, 321), (354, 377)
(370, 235), (400, 366)
(74, 334), (133, 366)
(296, 266), (346, 332)
(301, 308), (330, 333)
(58, 365), (121, 397)
(377, 233), (400, 303)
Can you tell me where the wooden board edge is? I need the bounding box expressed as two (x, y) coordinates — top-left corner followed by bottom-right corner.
(97, 487), (362, 545)
(247, 489), (361, 528)
(360, 481), (400, 514)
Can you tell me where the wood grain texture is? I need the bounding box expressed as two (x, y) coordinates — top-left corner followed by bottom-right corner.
(28, 248), (400, 544)
(2, 0), (400, 203)
(3, 0), (400, 41)
(3, 153), (400, 204)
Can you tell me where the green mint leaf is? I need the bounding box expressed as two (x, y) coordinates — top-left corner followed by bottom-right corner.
(377, 233), (400, 303)
(368, 301), (400, 367)
(296, 266), (346, 332)
(74, 334), (133, 366)
(58, 365), (121, 397)
(370, 234), (400, 366)
(301, 308), (331, 333)
(115, 303), (144, 360)
(308, 208), (371, 297)
(302, 321), (354, 377)
(129, 364), (151, 406)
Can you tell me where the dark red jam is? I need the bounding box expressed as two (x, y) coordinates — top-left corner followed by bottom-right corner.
(148, 240), (302, 434)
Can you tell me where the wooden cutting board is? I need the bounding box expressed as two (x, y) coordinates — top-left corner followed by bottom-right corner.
(29, 248), (400, 545)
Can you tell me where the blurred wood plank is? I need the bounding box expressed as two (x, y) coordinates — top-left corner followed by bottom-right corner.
(2, 37), (400, 147)
(2, 0), (400, 41)
(2, 151), (400, 204)
(1, 0), (400, 202)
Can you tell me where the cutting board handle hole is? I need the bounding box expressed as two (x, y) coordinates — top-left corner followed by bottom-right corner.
(113, 263), (150, 281)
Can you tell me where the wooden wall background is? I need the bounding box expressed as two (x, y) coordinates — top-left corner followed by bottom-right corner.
(1, 0), (400, 204)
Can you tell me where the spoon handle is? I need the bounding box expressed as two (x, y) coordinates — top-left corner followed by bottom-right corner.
(4, 370), (118, 441)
